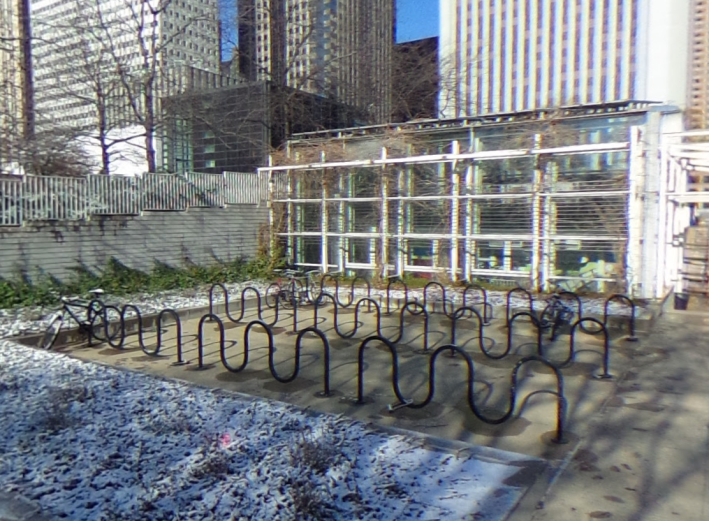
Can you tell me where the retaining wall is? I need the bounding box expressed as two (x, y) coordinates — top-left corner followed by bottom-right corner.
(0, 206), (268, 280)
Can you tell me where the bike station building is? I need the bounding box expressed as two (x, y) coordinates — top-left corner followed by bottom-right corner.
(258, 101), (707, 300)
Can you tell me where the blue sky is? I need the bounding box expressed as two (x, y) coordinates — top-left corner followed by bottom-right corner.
(396, 0), (440, 43)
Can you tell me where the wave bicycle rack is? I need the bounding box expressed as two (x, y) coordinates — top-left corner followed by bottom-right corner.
(355, 336), (567, 444)
(462, 284), (493, 325)
(313, 292), (383, 339)
(385, 276), (412, 315)
(422, 282), (457, 317)
(319, 274), (372, 309)
(506, 312), (613, 377)
(506, 287), (535, 325)
(195, 316), (331, 396)
(103, 305), (186, 364)
(602, 294), (638, 341)
(208, 284), (280, 327)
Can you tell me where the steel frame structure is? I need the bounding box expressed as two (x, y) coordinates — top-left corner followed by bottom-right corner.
(260, 136), (639, 295)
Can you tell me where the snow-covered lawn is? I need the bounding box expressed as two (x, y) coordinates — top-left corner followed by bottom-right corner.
(0, 340), (536, 520)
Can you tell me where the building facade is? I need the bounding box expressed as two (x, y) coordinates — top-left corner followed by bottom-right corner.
(439, 0), (692, 118)
(688, 0), (709, 129)
(162, 80), (361, 174)
(238, 0), (394, 124)
(0, 0), (31, 171)
(30, 0), (221, 137)
(261, 102), (691, 300)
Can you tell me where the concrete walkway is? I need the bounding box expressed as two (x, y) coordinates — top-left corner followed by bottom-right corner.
(514, 310), (709, 521)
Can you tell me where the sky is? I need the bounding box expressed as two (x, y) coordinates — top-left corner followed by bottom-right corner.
(396, 0), (440, 43)
(221, 0), (441, 53)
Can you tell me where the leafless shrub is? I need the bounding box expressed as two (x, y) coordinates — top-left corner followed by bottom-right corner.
(289, 482), (337, 521)
(35, 385), (90, 432)
(190, 450), (231, 480)
(288, 429), (343, 475)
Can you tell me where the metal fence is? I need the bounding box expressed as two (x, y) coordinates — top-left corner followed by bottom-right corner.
(0, 171), (262, 227)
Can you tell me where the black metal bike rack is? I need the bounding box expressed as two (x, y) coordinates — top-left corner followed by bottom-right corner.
(313, 292), (383, 339)
(506, 311), (544, 359)
(386, 301), (431, 351)
(385, 277), (411, 315)
(208, 284), (279, 326)
(105, 305), (184, 362)
(603, 294), (638, 341)
(567, 318), (613, 378)
(319, 274), (372, 309)
(462, 284), (493, 325)
(506, 287), (535, 325)
(422, 281), (457, 316)
(195, 315), (331, 396)
(449, 305), (486, 354)
(355, 336), (567, 444)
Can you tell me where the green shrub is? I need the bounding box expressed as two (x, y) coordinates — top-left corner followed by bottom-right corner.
(0, 253), (281, 310)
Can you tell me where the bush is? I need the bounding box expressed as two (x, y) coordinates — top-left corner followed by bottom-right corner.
(0, 254), (280, 309)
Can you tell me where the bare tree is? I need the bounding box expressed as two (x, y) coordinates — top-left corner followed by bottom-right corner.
(391, 37), (439, 122)
(30, 0), (219, 174)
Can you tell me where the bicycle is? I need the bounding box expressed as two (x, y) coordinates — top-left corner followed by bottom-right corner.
(265, 268), (322, 309)
(539, 294), (576, 341)
(40, 289), (120, 350)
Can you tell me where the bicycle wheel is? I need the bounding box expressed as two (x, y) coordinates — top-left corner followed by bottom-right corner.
(41, 314), (63, 350)
(265, 283), (281, 308)
(90, 305), (122, 342)
(540, 303), (557, 330)
(279, 289), (295, 310)
(307, 279), (322, 304)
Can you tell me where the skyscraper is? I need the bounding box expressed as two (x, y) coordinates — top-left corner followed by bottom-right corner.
(30, 0), (221, 132)
(0, 0), (32, 169)
(238, 0), (394, 123)
(0, 0), (21, 127)
(439, 0), (693, 118)
(688, 0), (709, 129)
(27, 0), (221, 173)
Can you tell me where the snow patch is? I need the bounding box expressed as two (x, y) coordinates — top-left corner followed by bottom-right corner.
(0, 340), (534, 520)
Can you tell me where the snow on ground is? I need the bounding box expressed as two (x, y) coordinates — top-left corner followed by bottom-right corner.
(0, 280), (644, 338)
(0, 340), (532, 520)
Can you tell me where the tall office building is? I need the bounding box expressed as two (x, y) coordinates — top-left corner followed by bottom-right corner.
(439, 0), (693, 117)
(31, 0), (221, 132)
(0, 0), (32, 170)
(688, 0), (709, 129)
(238, 0), (394, 123)
(0, 0), (22, 125)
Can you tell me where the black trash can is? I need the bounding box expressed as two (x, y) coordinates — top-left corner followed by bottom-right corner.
(674, 292), (689, 310)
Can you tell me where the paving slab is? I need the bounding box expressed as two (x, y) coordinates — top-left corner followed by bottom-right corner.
(516, 310), (709, 521)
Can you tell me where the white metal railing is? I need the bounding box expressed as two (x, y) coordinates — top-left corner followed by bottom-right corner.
(0, 177), (22, 226)
(224, 171), (267, 205)
(143, 173), (188, 211)
(23, 176), (87, 221)
(87, 175), (142, 215)
(184, 172), (226, 208)
(0, 171), (261, 227)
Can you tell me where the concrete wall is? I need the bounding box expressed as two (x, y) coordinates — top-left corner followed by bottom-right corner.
(0, 206), (268, 280)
